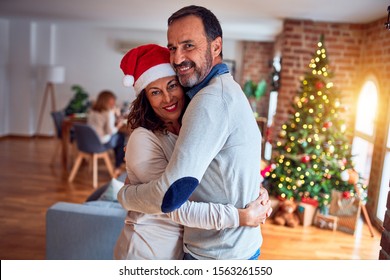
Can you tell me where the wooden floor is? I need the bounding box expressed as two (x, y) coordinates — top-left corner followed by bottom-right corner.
(0, 137), (382, 260)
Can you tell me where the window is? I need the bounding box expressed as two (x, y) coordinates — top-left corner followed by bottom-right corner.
(352, 80), (378, 186)
(377, 124), (390, 221)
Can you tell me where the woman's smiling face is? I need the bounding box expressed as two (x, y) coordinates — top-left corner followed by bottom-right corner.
(145, 75), (185, 125)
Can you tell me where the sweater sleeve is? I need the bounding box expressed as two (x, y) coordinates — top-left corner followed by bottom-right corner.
(118, 127), (239, 230)
(118, 91), (229, 214)
(123, 128), (167, 184)
(88, 110), (116, 144)
(168, 201), (239, 229)
(107, 110), (119, 135)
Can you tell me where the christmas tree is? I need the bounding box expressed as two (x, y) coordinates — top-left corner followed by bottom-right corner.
(264, 35), (359, 211)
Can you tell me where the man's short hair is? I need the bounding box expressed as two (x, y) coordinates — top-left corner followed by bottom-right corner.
(168, 5), (223, 57)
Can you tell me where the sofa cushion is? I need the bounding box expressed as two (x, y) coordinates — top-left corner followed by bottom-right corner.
(84, 200), (123, 209)
(98, 177), (124, 202)
(85, 172), (126, 202)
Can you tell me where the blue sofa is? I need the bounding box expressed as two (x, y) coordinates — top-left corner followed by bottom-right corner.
(46, 176), (127, 260)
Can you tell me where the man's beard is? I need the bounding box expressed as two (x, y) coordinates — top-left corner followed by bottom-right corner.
(175, 46), (213, 88)
(175, 60), (199, 88)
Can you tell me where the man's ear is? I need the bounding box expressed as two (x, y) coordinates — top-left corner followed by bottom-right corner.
(211, 36), (222, 58)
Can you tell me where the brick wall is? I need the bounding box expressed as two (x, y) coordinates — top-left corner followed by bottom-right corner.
(240, 41), (273, 118)
(241, 41), (274, 84)
(240, 18), (390, 138)
(379, 187), (390, 260)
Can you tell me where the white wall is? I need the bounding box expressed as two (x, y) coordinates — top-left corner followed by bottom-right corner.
(223, 39), (243, 84)
(0, 19), (10, 137)
(8, 20), (36, 136)
(0, 18), (243, 136)
(55, 24), (168, 107)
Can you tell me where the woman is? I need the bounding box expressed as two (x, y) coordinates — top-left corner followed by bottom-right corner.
(114, 44), (270, 260)
(87, 90), (126, 176)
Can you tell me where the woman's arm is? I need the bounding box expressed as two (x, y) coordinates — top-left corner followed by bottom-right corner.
(119, 128), (271, 230)
(107, 110), (119, 135)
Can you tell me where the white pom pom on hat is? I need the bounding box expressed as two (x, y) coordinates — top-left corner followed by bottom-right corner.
(123, 75), (134, 87)
(120, 44), (175, 96)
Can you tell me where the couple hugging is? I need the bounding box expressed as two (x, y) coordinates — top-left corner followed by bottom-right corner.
(113, 5), (272, 260)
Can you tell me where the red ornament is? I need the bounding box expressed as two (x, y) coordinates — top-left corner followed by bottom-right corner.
(315, 81), (324, 90)
(301, 155), (311, 163)
(342, 191), (351, 199)
(323, 121), (333, 128)
(260, 165), (272, 178)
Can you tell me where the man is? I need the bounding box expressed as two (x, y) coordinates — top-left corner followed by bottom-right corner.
(118, 5), (271, 260)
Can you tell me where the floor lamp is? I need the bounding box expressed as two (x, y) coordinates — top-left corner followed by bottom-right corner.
(36, 65), (65, 136)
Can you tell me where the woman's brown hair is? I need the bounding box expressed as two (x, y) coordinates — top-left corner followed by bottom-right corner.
(92, 90), (116, 112)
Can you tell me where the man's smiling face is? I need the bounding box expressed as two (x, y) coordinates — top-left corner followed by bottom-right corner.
(167, 15), (220, 88)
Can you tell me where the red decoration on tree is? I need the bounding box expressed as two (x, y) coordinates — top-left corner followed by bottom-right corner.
(342, 191), (351, 199)
(301, 155), (311, 163)
(315, 81), (324, 90)
(261, 164), (273, 178)
(323, 121), (333, 128)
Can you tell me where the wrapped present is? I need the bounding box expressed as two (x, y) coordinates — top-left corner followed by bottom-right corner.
(297, 202), (318, 226)
(329, 190), (361, 235)
(314, 213), (338, 231)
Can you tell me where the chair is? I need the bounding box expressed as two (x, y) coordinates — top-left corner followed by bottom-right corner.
(50, 110), (75, 166)
(68, 123), (115, 188)
(50, 110), (66, 165)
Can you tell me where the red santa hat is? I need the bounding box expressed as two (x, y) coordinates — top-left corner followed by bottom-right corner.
(120, 44), (175, 95)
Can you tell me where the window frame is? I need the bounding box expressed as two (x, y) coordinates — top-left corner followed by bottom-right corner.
(352, 74), (390, 226)
(352, 77), (379, 185)
(376, 106), (390, 222)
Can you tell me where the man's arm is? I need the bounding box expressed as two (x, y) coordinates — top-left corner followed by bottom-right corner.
(118, 92), (229, 214)
(168, 187), (272, 229)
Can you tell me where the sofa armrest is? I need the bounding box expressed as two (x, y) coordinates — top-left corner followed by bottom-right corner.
(46, 201), (126, 260)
